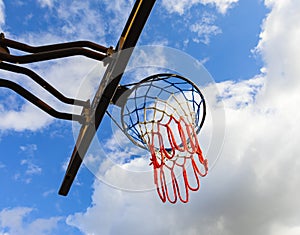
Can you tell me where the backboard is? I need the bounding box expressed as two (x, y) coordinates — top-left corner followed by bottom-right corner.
(58, 0), (157, 195)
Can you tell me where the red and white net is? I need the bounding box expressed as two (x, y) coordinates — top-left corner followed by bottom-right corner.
(121, 74), (208, 203)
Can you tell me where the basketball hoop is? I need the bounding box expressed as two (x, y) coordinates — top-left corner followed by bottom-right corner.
(120, 74), (208, 203)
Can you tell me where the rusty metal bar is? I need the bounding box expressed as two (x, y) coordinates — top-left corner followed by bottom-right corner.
(0, 78), (85, 123)
(0, 34), (110, 54)
(0, 47), (107, 64)
(0, 62), (89, 107)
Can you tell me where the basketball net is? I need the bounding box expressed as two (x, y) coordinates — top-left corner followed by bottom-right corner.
(121, 74), (208, 203)
(149, 115), (208, 203)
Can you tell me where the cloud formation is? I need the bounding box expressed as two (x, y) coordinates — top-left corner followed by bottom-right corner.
(66, 1), (300, 234)
(190, 13), (222, 44)
(0, 207), (61, 235)
(1, 0), (300, 234)
(161, 0), (238, 15)
(0, 0), (4, 28)
(37, 0), (55, 8)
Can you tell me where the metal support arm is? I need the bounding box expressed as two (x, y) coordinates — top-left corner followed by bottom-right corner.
(0, 78), (85, 123)
(0, 33), (113, 64)
(0, 33), (110, 129)
(0, 36), (110, 54)
(0, 47), (108, 64)
(0, 62), (88, 107)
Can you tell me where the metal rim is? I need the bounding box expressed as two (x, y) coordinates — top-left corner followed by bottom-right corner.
(120, 73), (206, 150)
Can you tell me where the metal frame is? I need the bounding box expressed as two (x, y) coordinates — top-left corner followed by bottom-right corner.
(0, 79), (85, 123)
(0, 62), (89, 107)
(0, 0), (157, 196)
(59, 0), (156, 195)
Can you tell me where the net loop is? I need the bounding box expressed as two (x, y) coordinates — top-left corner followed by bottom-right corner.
(121, 73), (208, 203)
(150, 114), (208, 203)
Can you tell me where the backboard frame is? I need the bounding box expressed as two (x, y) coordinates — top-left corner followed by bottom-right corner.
(58, 0), (157, 196)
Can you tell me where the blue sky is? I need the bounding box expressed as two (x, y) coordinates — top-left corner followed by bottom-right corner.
(1, 0), (300, 234)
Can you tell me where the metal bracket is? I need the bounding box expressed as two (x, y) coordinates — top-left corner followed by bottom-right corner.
(0, 79), (85, 123)
(0, 32), (114, 124)
(0, 0), (157, 197)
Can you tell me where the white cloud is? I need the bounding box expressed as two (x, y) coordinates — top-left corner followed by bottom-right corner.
(216, 75), (264, 109)
(2, 1), (300, 233)
(37, 0), (55, 8)
(20, 159), (42, 176)
(201, 0), (239, 14)
(19, 144), (37, 156)
(101, 0), (134, 40)
(66, 1), (300, 235)
(13, 144), (42, 183)
(190, 13), (222, 44)
(270, 224), (300, 235)
(161, 0), (239, 15)
(0, 207), (62, 235)
(42, 189), (56, 197)
(31, 0), (133, 42)
(0, 104), (52, 131)
(0, 0), (5, 28)
(56, 1), (106, 39)
(255, 0), (300, 93)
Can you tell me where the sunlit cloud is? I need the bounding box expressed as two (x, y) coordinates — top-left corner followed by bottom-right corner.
(1, 0), (299, 234)
(66, 1), (300, 234)
(161, 0), (239, 15)
(0, 207), (62, 235)
(0, 0), (5, 28)
(190, 13), (222, 44)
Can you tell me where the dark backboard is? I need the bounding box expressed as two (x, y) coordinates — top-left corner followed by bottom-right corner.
(58, 0), (157, 196)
